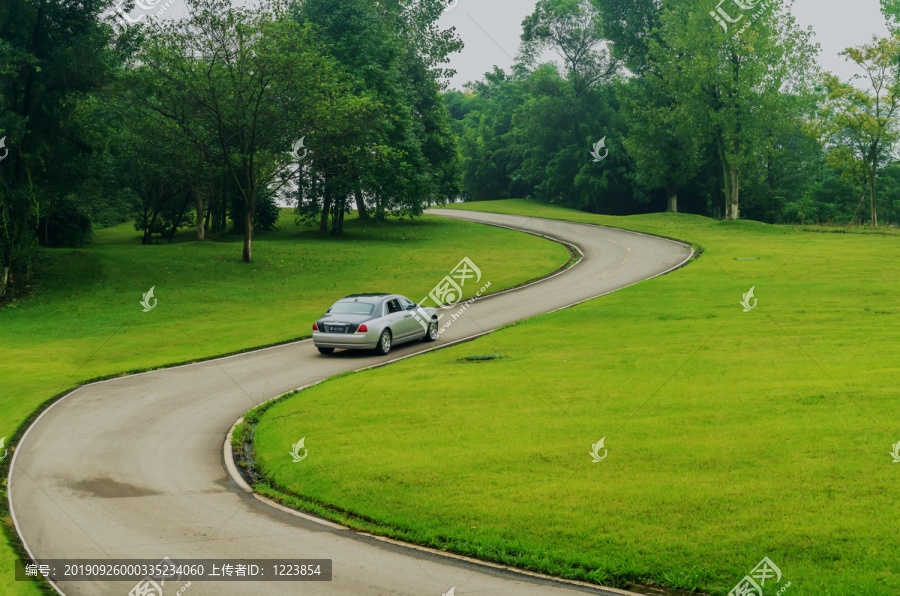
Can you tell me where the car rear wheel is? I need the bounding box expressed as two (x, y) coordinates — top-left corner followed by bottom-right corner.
(422, 319), (438, 342)
(375, 329), (392, 355)
(317, 347), (335, 355)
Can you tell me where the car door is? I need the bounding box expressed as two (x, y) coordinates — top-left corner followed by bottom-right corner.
(383, 298), (412, 341)
(396, 296), (422, 340)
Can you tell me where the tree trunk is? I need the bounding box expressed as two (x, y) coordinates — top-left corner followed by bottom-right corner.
(192, 184), (205, 241)
(869, 169), (877, 229)
(717, 134), (740, 220)
(320, 188), (331, 231)
(168, 194), (191, 243)
(666, 184), (677, 213)
(243, 207), (253, 263)
(728, 170), (740, 220)
(717, 137), (732, 219)
(0, 266), (8, 298)
(221, 174), (228, 231)
(210, 180), (219, 233)
(309, 172), (318, 214)
(331, 197), (342, 234)
(354, 185), (369, 220)
(712, 175), (723, 219)
(143, 209), (159, 245)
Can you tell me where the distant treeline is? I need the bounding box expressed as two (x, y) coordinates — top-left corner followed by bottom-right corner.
(446, 0), (900, 228)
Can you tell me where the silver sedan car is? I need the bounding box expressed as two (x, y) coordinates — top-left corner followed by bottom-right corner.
(312, 293), (439, 355)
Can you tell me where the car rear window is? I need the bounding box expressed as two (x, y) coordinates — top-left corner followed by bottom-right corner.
(329, 302), (375, 315)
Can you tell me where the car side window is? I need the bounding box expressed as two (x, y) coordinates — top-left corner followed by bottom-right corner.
(397, 297), (413, 311)
(385, 299), (401, 315)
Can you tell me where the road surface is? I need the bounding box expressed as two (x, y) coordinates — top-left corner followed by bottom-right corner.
(8, 209), (692, 595)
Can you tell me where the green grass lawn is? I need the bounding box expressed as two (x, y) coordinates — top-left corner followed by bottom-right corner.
(0, 209), (568, 596)
(251, 200), (900, 596)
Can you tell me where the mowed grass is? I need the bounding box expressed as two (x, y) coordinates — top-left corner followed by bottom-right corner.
(252, 200), (900, 595)
(0, 209), (568, 596)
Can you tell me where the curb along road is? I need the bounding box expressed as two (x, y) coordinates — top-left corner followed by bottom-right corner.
(9, 209), (692, 595)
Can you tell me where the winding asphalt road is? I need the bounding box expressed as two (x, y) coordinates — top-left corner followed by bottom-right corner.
(8, 210), (692, 595)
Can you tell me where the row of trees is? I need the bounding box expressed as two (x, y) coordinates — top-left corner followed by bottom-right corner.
(5, 0), (900, 299)
(0, 0), (461, 297)
(448, 0), (900, 227)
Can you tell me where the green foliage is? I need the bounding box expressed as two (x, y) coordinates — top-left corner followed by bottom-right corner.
(230, 190), (280, 234)
(37, 195), (93, 248)
(520, 0), (618, 96)
(0, 0), (122, 294)
(810, 36), (900, 227)
(290, 0), (462, 232)
(594, 0), (661, 73)
(449, 0), (871, 226)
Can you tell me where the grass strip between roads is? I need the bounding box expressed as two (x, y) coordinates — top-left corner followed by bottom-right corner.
(249, 200), (900, 596)
(0, 210), (567, 596)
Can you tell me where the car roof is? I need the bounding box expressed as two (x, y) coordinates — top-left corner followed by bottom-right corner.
(340, 293), (395, 304)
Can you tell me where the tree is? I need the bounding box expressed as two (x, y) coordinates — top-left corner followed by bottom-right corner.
(594, 0), (662, 74)
(520, 0), (618, 97)
(0, 0), (123, 296)
(811, 36), (900, 228)
(138, 0), (359, 260)
(620, 71), (703, 213)
(292, 0), (462, 231)
(649, 0), (818, 219)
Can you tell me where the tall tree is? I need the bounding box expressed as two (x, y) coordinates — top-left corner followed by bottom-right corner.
(811, 36), (900, 228)
(594, 0), (662, 74)
(520, 0), (618, 97)
(0, 0), (124, 295)
(293, 0), (462, 231)
(621, 75), (703, 213)
(137, 0), (363, 260)
(649, 0), (818, 219)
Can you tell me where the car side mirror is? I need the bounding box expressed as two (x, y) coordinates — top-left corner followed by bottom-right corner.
(407, 303), (417, 311)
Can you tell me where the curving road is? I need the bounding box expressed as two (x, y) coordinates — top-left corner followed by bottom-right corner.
(8, 210), (692, 595)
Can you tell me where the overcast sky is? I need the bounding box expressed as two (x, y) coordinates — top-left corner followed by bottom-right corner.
(438, 0), (891, 90)
(138, 0), (891, 89)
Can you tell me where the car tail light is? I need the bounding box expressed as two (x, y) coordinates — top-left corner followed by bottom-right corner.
(313, 322), (318, 331)
(357, 324), (368, 333)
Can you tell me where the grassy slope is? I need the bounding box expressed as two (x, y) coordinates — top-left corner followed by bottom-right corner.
(0, 209), (568, 596)
(252, 200), (900, 596)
